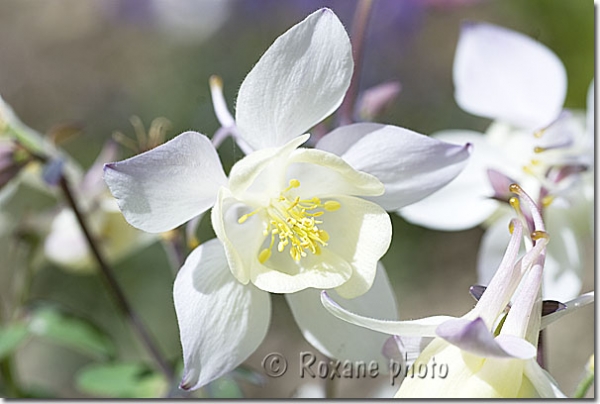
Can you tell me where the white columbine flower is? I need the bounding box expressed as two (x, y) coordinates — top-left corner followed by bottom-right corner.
(400, 22), (594, 302)
(104, 8), (471, 390)
(323, 185), (594, 398)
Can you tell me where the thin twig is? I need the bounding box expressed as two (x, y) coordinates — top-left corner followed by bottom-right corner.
(336, 0), (375, 126)
(58, 175), (175, 381)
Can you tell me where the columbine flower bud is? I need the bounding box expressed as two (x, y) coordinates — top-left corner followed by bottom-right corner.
(358, 81), (401, 121)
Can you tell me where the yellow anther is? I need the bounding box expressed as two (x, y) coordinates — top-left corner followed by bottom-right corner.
(534, 146), (545, 154)
(209, 75), (223, 89)
(258, 248), (272, 264)
(161, 229), (178, 241)
(323, 201), (341, 211)
(188, 235), (200, 250)
(531, 230), (550, 241)
(534, 129), (545, 138)
(508, 221), (515, 235)
(314, 244), (322, 255)
(509, 183), (523, 195)
(237, 179), (341, 263)
(530, 159), (541, 166)
(238, 209), (260, 224)
(509, 196), (520, 210)
(522, 165), (536, 175)
(541, 195), (555, 208)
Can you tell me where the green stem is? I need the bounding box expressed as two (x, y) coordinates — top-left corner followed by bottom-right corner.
(573, 369), (594, 398)
(58, 175), (175, 381)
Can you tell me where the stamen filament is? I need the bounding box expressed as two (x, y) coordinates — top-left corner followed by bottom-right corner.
(237, 179), (340, 263)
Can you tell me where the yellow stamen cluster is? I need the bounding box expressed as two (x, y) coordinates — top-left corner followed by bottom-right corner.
(238, 179), (340, 263)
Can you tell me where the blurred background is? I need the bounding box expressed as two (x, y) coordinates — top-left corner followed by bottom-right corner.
(0, 0), (594, 398)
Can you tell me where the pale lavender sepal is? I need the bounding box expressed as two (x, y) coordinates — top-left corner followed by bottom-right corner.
(486, 169), (516, 202)
(436, 317), (536, 359)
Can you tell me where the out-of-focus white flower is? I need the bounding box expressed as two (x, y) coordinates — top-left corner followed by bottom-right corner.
(323, 185), (594, 398)
(400, 22), (594, 301)
(104, 9), (472, 390)
(44, 142), (155, 273)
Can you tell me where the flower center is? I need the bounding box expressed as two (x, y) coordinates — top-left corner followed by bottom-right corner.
(238, 179), (340, 263)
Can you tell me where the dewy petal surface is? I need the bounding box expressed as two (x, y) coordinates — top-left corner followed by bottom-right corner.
(104, 132), (227, 233)
(173, 239), (271, 391)
(400, 130), (504, 230)
(316, 123), (471, 210)
(235, 8), (353, 150)
(286, 263), (398, 367)
(454, 22), (567, 130)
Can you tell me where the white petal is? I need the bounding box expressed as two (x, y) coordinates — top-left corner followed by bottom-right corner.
(287, 147), (385, 199)
(321, 291), (454, 337)
(250, 247), (353, 294)
(286, 264), (398, 367)
(316, 123), (471, 210)
(104, 131), (227, 233)
(211, 187), (264, 285)
(228, 135), (309, 203)
(524, 360), (567, 398)
(173, 239), (271, 391)
(44, 209), (93, 271)
(399, 130), (503, 230)
(324, 195), (392, 299)
(249, 193), (391, 294)
(543, 204), (585, 301)
(454, 22), (566, 130)
(235, 8), (353, 150)
(212, 187), (355, 293)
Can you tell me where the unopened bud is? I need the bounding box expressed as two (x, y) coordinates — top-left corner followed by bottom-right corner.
(358, 81), (401, 120)
(487, 169), (517, 203)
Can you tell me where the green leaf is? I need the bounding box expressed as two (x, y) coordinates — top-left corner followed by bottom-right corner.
(28, 307), (115, 359)
(0, 323), (28, 360)
(76, 363), (167, 398)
